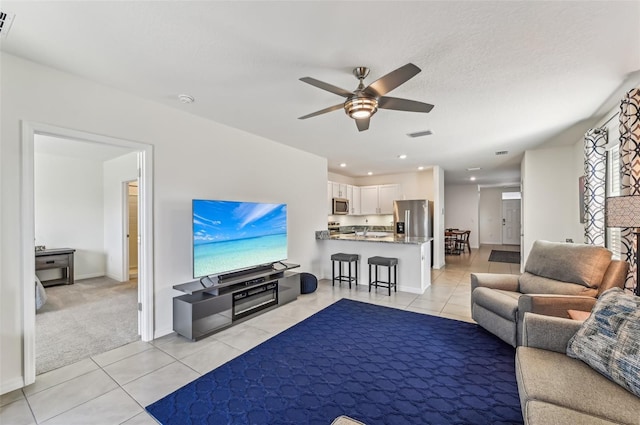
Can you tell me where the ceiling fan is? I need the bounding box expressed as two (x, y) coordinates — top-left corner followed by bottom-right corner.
(298, 63), (434, 132)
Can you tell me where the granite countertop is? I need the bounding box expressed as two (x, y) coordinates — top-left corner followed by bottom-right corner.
(319, 232), (432, 245)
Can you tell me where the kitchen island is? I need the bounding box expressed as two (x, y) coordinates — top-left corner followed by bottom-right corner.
(316, 232), (433, 294)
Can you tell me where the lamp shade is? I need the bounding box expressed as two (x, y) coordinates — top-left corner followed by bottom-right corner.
(606, 195), (640, 228)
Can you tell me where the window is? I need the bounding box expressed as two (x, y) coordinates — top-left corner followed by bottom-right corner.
(501, 191), (521, 200)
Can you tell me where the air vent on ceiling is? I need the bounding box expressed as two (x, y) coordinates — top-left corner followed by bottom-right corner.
(407, 130), (433, 138)
(0, 12), (15, 38)
(495, 151), (509, 156)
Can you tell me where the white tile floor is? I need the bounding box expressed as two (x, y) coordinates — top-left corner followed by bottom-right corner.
(1, 244), (519, 425)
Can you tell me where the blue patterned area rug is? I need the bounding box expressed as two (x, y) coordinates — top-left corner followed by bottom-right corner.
(146, 299), (523, 425)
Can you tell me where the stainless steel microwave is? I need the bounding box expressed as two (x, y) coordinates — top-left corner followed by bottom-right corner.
(332, 198), (349, 215)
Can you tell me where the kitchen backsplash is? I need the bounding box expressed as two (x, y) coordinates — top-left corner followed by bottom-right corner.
(328, 214), (394, 227)
(334, 225), (393, 234)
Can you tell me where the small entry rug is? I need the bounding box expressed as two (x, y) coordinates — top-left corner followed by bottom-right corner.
(146, 299), (523, 425)
(488, 250), (521, 264)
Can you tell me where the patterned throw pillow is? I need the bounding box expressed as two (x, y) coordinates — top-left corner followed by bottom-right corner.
(567, 288), (640, 397)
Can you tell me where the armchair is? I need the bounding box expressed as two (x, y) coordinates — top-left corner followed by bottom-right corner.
(470, 240), (628, 346)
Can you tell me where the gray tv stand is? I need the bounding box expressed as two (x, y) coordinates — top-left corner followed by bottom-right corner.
(172, 263), (300, 341)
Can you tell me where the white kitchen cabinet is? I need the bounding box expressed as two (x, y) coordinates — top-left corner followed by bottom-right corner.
(359, 184), (401, 214)
(378, 184), (400, 214)
(331, 182), (347, 199)
(328, 181), (400, 215)
(360, 186), (379, 214)
(351, 185), (361, 215)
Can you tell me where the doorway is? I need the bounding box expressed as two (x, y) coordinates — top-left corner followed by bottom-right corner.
(21, 121), (154, 386)
(125, 181), (139, 280)
(502, 199), (521, 245)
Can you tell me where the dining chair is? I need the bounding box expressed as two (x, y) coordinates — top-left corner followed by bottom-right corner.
(455, 230), (471, 254)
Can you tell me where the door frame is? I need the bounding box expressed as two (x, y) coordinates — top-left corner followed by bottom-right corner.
(21, 121), (154, 386)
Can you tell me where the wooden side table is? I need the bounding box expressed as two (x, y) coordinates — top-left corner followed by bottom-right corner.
(35, 248), (75, 287)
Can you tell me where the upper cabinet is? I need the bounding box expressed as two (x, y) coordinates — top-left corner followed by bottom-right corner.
(359, 184), (401, 214)
(327, 182), (333, 215)
(378, 184), (400, 214)
(360, 186), (379, 215)
(328, 181), (357, 215)
(330, 182), (347, 199)
(350, 185), (361, 215)
(328, 181), (401, 215)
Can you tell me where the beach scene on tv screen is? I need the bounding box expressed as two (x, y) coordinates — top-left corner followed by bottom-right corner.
(193, 200), (287, 277)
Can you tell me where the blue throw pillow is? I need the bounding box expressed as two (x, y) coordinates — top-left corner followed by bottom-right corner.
(566, 288), (640, 397)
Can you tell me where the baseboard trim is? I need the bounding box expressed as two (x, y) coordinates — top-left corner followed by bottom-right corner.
(75, 272), (106, 281)
(154, 327), (174, 340)
(1, 376), (25, 395)
(105, 272), (122, 281)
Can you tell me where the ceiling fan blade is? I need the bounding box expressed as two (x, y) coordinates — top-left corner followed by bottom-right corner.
(355, 117), (370, 132)
(364, 63), (421, 97)
(298, 103), (344, 120)
(299, 77), (353, 98)
(378, 96), (434, 113)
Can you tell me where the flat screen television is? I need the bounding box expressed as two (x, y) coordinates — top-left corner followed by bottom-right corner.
(192, 199), (287, 278)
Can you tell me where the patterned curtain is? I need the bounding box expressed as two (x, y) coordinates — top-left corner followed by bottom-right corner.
(584, 128), (608, 246)
(619, 87), (640, 293)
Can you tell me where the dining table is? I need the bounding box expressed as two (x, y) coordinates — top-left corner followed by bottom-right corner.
(445, 229), (467, 255)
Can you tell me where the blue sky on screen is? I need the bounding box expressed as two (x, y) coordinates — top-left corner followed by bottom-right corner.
(193, 200), (287, 245)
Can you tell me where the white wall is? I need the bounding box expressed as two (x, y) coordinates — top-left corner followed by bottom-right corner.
(353, 168), (435, 200)
(0, 53), (328, 393)
(103, 152), (138, 281)
(521, 145), (581, 262)
(34, 151), (106, 279)
(478, 186), (521, 245)
(444, 184), (480, 249)
(338, 214), (394, 226)
(327, 172), (357, 185)
(433, 166), (445, 268)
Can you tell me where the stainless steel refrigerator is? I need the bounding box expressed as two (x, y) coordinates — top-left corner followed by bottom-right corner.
(393, 200), (433, 237)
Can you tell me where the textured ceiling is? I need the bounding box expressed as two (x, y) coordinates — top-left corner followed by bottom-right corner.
(2, 1), (639, 185)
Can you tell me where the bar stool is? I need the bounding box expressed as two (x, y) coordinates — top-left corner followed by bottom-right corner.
(331, 253), (360, 288)
(368, 256), (398, 295)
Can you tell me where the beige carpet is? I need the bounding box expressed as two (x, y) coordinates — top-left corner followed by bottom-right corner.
(36, 276), (139, 375)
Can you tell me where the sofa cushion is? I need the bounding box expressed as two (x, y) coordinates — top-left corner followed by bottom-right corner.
(516, 346), (640, 425)
(523, 241), (612, 289)
(566, 288), (640, 397)
(522, 400), (623, 425)
(518, 272), (598, 297)
(472, 287), (520, 320)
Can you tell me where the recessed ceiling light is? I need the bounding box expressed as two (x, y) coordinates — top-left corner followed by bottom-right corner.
(367, 171), (373, 175)
(470, 176), (476, 181)
(340, 163), (347, 167)
(398, 154), (407, 159)
(178, 94), (195, 104)
(418, 166), (424, 171)
(467, 167), (481, 171)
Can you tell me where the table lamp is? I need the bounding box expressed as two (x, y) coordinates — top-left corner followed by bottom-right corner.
(606, 194), (640, 295)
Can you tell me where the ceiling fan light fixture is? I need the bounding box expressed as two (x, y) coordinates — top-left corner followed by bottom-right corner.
(344, 96), (378, 120)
